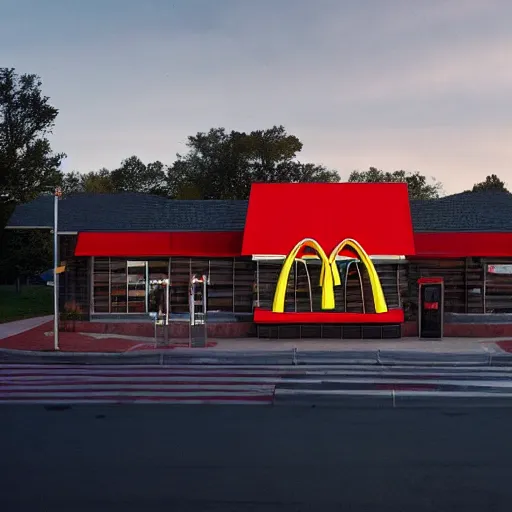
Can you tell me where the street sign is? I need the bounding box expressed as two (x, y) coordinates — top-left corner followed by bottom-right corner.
(487, 264), (512, 275)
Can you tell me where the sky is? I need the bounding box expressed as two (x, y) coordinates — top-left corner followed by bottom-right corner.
(1, 0), (511, 194)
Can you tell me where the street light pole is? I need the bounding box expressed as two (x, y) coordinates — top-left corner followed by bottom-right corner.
(53, 187), (62, 351)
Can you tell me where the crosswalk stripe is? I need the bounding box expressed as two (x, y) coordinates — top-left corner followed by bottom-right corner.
(0, 384), (276, 392)
(1, 363), (512, 405)
(0, 364), (278, 404)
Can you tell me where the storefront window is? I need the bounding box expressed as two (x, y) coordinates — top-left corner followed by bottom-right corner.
(234, 259), (255, 312)
(93, 258), (110, 312)
(169, 257), (190, 314)
(127, 261), (147, 313)
(92, 257), (255, 316)
(149, 260), (169, 319)
(111, 259), (127, 313)
(485, 264), (512, 313)
(209, 259), (234, 312)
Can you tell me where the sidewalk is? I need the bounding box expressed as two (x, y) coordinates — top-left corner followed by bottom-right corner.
(1, 316), (512, 358)
(0, 315), (53, 340)
(0, 319), (217, 353)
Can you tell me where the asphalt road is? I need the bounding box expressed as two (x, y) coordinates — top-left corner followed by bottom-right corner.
(1, 404), (512, 511)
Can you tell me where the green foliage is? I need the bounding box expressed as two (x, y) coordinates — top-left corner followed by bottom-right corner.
(0, 68), (65, 282)
(470, 174), (509, 193)
(0, 229), (53, 283)
(111, 156), (167, 195)
(61, 168), (114, 194)
(166, 125), (340, 200)
(0, 284), (53, 323)
(61, 300), (83, 321)
(0, 68), (65, 206)
(348, 167), (443, 200)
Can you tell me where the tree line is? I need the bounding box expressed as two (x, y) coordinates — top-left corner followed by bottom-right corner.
(0, 67), (509, 283)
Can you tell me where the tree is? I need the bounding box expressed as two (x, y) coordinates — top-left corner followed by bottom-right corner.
(348, 167), (443, 200)
(111, 156), (167, 195)
(470, 174), (509, 193)
(0, 68), (65, 284)
(167, 126), (339, 200)
(0, 68), (65, 213)
(62, 168), (114, 194)
(0, 230), (52, 285)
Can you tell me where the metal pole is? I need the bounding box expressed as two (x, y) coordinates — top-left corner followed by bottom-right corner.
(53, 188), (60, 351)
(203, 274), (208, 343)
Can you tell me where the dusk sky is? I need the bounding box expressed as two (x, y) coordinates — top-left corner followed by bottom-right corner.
(2, 0), (511, 194)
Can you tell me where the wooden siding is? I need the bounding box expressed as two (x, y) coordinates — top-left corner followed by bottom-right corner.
(405, 257), (512, 320)
(59, 235), (90, 318)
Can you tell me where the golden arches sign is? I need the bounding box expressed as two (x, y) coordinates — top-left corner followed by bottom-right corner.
(271, 238), (388, 314)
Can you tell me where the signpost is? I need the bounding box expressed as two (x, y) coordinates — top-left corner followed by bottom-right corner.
(53, 187), (62, 351)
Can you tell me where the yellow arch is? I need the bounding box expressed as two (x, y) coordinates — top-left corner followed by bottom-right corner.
(272, 238), (335, 313)
(328, 238), (388, 313)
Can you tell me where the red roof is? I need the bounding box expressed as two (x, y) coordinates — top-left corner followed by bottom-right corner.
(74, 232), (243, 257)
(242, 183), (415, 256)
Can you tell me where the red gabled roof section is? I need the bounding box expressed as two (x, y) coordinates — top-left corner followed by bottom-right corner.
(413, 233), (512, 258)
(241, 183), (415, 256)
(75, 232), (243, 257)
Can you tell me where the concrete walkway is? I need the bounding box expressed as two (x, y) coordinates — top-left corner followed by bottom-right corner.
(1, 316), (512, 362)
(0, 316), (53, 340)
(87, 331), (507, 355)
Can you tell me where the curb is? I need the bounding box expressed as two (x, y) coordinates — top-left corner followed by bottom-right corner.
(1, 347), (512, 366)
(273, 388), (512, 408)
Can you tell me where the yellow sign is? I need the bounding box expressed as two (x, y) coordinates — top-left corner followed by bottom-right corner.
(272, 238), (388, 314)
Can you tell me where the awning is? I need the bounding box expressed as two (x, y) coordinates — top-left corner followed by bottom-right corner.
(242, 183), (415, 257)
(413, 233), (512, 258)
(74, 231), (243, 257)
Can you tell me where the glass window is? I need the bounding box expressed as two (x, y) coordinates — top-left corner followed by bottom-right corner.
(170, 258), (190, 314)
(127, 261), (147, 313)
(234, 259), (255, 313)
(486, 263), (512, 313)
(110, 259), (127, 313)
(209, 259), (234, 312)
(93, 258), (110, 312)
(92, 256), (258, 317)
(149, 260), (169, 319)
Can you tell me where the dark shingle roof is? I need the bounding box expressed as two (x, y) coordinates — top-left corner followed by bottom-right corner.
(6, 193), (248, 232)
(7, 190), (512, 233)
(411, 191), (512, 232)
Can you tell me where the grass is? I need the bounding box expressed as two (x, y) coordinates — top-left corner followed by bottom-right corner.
(0, 284), (53, 323)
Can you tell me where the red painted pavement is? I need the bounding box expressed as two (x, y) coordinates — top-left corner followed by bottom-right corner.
(0, 321), (217, 352)
(496, 340), (512, 353)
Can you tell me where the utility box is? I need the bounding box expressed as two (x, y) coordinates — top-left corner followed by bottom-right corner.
(418, 277), (444, 339)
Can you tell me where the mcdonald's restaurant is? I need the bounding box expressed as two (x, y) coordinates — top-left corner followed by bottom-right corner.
(7, 183), (512, 341)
